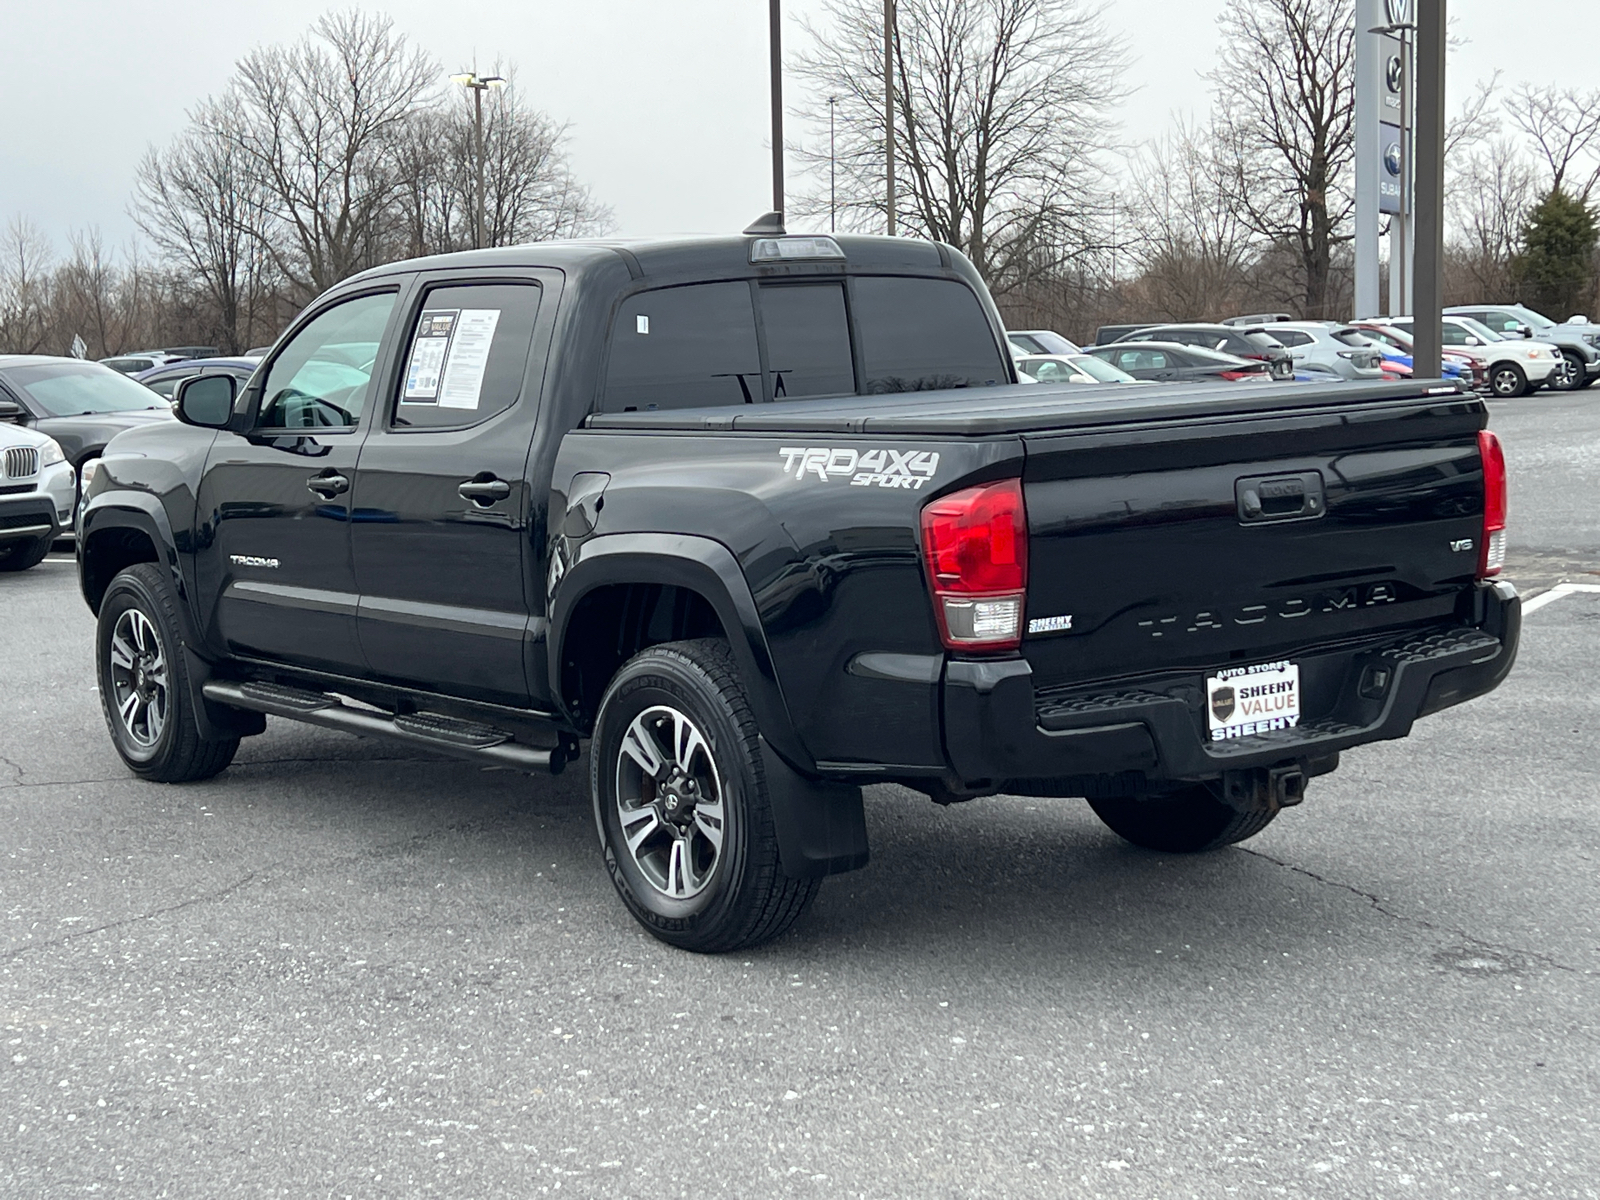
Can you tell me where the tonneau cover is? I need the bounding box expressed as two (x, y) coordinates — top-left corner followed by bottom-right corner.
(584, 378), (1468, 437)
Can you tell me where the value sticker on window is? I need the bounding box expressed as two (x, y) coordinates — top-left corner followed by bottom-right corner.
(437, 309), (502, 410)
(402, 309), (459, 402)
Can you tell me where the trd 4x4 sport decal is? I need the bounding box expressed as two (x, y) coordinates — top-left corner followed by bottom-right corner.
(778, 447), (941, 490)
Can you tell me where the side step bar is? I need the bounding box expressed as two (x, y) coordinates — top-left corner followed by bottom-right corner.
(202, 681), (569, 774)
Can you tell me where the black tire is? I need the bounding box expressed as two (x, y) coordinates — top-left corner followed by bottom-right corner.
(1088, 784), (1279, 853)
(0, 535), (52, 572)
(1551, 351), (1586, 392)
(97, 563), (238, 783)
(591, 638), (818, 953)
(1489, 361), (1528, 398)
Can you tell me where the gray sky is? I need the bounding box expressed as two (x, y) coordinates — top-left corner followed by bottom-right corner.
(3, 0), (1598, 252)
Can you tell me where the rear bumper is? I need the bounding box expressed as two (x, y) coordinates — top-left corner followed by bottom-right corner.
(941, 581), (1520, 793)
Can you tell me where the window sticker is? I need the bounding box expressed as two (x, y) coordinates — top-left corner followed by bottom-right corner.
(402, 309), (459, 403)
(437, 309), (502, 410)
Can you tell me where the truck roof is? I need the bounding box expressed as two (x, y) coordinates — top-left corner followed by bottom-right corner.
(351, 233), (952, 287)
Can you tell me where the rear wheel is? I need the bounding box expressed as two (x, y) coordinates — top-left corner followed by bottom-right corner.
(0, 535), (52, 572)
(591, 638), (818, 953)
(1088, 784), (1279, 853)
(97, 563), (238, 782)
(1489, 362), (1528, 398)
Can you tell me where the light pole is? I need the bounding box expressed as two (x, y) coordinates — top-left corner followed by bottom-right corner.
(769, 0), (784, 223)
(450, 71), (505, 250)
(884, 0), (896, 235)
(828, 97), (837, 233)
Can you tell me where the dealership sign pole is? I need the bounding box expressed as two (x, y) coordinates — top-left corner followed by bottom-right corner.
(1357, 0), (1416, 318)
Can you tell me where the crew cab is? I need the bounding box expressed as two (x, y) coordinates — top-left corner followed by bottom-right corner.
(77, 234), (1520, 952)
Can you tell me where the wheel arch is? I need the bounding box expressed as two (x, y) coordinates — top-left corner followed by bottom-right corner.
(548, 532), (811, 771)
(79, 497), (180, 616)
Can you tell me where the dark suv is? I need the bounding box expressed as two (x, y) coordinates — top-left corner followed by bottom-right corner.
(1113, 324), (1295, 380)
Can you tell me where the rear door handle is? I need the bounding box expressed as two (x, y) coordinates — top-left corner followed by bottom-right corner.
(459, 477), (511, 505)
(307, 471), (349, 498)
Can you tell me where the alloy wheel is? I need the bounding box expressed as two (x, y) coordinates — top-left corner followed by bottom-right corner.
(107, 608), (168, 749)
(613, 705), (726, 901)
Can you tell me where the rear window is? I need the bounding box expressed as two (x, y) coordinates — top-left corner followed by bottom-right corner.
(759, 283), (854, 400)
(1332, 328), (1374, 347)
(604, 283), (761, 412)
(853, 277), (1007, 392)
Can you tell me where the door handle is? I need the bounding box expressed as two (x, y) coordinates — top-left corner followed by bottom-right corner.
(307, 471), (349, 498)
(459, 477), (511, 505)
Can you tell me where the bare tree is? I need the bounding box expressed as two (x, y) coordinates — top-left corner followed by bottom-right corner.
(133, 97), (277, 354)
(397, 70), (613, 256)
(0, 217), (56, 354)
(1208, 0), (1355, 318)
(228, 9), (437, 301)
(1506, 83), (1600, 202)
(1126, 119), (1257, 320)
(792, 0), (1126, 296)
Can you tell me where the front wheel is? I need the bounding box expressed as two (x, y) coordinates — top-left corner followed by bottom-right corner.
(1489, 362), (1528, 398)
(97, 563), (238, 782)
(591, 639), (818, 953)
(1088, 784), (1279, 853)
(0, 535), (52, 572)
(1551, 351), (1586, 392)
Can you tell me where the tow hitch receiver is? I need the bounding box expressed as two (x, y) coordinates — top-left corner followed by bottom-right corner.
(1221, 765), (1307, 810)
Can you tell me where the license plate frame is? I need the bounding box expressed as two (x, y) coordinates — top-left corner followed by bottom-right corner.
(1206, 660), (1302, 741)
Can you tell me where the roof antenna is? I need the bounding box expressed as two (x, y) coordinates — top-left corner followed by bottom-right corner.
(744, 211), (786, 235)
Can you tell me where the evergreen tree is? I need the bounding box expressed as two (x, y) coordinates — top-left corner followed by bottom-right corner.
(1514, 188), (1598, 318)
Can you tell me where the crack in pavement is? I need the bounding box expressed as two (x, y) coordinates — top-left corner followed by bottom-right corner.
(1240, 847), (1587, 976)
(0, 808), (532, 962)
(0, 755), (25, 786)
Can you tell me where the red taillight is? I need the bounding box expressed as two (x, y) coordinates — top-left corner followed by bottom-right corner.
(920, 478), (1028, 650)
(1218, 369), (1268, 381)
(1478, 429), (1507, 578)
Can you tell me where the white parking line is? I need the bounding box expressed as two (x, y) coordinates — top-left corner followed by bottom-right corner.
(1522, 582), (1600, 615)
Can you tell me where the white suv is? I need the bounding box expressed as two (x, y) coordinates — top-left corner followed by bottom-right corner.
(0, 422), (75, 572)
(1380, 316), (1560, 397)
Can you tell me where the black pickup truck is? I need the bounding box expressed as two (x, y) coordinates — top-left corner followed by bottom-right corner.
(78, 233), (1519, 952)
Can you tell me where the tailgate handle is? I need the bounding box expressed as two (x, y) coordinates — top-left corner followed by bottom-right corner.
(1236, 472), (1324, 524)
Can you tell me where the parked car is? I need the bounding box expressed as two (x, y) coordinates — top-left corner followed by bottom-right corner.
(1014, 353), (1137, 384)
(134, 356), (262, 404)
(1093, 323), (1156, 345)
(78, 232), (1517, 953)
(1349, 322), (1485, 390)
(1260, 321), (1387, 381)
(1109, 324), (1295, 380)
(0, 424), (75, 571)
(0, 358), (175, 492)
(1444, 304), (1600, 391)
(1007, 329), (1081, 356)
(100, 354), (175, 376)
(1084, 341), (1273, 382)
(1372, 316), (1560, 397)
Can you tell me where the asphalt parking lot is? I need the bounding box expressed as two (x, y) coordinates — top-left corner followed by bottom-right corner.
(2, 391), (1597, 1199)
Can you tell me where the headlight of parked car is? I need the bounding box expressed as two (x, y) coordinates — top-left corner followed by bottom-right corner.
(38, 438), (67, 468)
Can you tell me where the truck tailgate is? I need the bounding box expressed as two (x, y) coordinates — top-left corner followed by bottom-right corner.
(1018, 391), (1487, 690)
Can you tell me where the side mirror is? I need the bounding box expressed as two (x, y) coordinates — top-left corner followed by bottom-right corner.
(1464, 336), (1481, 346)
(175, 373), (237, 428)
(0, 398), (23, 422)
(1515, 323), (1532, 338)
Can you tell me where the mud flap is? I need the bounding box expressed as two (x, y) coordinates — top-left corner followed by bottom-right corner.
(759, 735), (869, 879)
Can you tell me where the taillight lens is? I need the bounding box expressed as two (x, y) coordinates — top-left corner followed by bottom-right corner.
(920, 478), (1028, 650)
(1478, 429), (1507, 578)
(1218, 369), (1268, 381)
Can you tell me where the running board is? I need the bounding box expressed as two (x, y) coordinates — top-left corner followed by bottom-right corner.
(202, 681), (567, 774)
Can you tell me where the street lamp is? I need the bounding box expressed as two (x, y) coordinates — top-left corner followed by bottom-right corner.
(828, 96), (837, 233)
(450, 71), (506, 250)
(884, 0), (896, 236)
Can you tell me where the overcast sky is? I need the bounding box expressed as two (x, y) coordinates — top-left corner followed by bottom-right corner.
(3, 0), (1598, 252)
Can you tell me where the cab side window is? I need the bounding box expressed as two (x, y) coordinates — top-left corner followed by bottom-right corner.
(393, 282), (543, 429)
(603, 283), (761, 411)
(258, 291), (397, 430)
